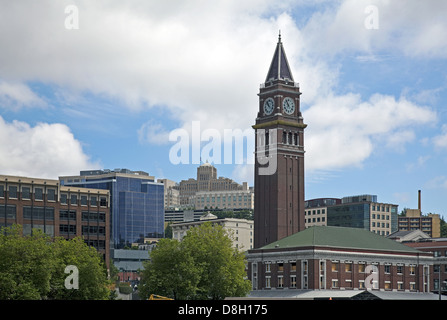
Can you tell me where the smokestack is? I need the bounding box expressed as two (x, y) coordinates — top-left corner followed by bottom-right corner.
(418, 190), (421, 211)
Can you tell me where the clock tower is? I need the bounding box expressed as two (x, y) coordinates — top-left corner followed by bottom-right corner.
(253, 34), (307, 248)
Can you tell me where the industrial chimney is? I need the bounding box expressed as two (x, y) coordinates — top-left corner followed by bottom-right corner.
(418, 190), (421, 212)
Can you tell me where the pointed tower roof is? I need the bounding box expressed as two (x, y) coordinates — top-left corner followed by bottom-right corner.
(265, 32), (294, 83)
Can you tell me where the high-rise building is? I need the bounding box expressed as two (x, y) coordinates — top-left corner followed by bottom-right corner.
(325, 195), (398, 236)
(60, 169), (164, 248)
(178, 162), (248, 206)
(189, 188), (254, 210)
(304, 198), (341, 228)
(253, 34), (306, 248)
(157, 178), (180, 209)
(0, 174), (110, 267)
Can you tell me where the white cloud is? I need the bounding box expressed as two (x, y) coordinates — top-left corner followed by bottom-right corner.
(0, 81), (47, 110)
(138, 121), (171, 145)
(425, 176), (447, 190)
(433, 124), (447, 149)
(301, 0), (447, 59)
(0, 116), (99, 179)
(304, 93), (436, 171)
(231, 163), (254, 185)
(0, 0), (445, 178)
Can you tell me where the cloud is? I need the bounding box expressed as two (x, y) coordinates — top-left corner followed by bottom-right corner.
(301, 0), (447, 59)
(0, 81), (47, 110)
(0, 0), (445, 179)
(138, 121), (171, 145)
(425, 176), (447, 190)
(406, 155), (431, 172)
(433, 124), (447, 149)
(0, 116), (99, 179)
(231, 163), (254, 185)
(304, 93), (436, 171)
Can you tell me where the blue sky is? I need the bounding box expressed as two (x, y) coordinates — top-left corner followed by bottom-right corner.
(1, 0), (447, 219)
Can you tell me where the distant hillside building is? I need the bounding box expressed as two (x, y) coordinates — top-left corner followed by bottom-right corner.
(178, 162), (249, 207)
(189, 188), (254, 210)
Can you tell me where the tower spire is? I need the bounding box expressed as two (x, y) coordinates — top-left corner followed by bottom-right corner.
(265, 33), (294, 83)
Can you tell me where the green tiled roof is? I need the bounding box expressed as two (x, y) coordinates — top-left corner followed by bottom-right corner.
(260, 226), (421, 254)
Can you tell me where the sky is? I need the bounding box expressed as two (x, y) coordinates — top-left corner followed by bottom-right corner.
(0, 0), (446, 219)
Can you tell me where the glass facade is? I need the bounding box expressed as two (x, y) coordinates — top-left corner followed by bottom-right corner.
(327, 203), (371, 229)
(63, 174), (164, 248)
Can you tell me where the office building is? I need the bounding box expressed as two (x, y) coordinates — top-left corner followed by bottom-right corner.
(178, 161), (248, 206)
(189, 188), (254, 210)
(0, 174), (110, 267)
(60, 169), (164, 249)
(326, 195), (398, 236)
(397, 191), (441, 238)
(304, 198), (341, 228)
(398, 211), (441, 238)
(171, 212), (254, 251)
(157, 178), (180, 209)
(165, 209), (202, 223)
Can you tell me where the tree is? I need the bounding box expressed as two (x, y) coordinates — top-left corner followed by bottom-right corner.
(182, 222), (251, 299)
(139, 222), (251, 300)
(48, 237), (110, 300)
(0, 224), (111, 300)
(139, 238), (200, 300)
(164, 223), (173, 238)
(0, 225), (54, 299)
(441, 217), (447, 238)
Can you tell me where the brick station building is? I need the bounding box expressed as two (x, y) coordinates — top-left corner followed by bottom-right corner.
(246, 226), (435, 296)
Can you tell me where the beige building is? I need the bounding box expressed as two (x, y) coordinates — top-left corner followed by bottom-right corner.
(398, 209), (441, 238)
(304, 198), (341, 228)
(157, 178), (180, 209)
(178, 162), (249, 207)
(397, 190), (441, 238)
(305, 196), (399, 236)
(171, 212), (254, 251)
(189, 188), (253, 210)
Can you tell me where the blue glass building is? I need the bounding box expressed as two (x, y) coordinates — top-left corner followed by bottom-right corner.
(60, 169), (164, 248)
(326, 195), (398, 236)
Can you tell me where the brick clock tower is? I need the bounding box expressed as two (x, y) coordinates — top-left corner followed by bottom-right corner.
(253, 34), (306, 248)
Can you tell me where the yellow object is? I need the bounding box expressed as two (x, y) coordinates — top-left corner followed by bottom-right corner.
(149, 294), (173, 300)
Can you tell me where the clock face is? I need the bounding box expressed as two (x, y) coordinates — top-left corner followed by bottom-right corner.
(263, 97), (275, 115)
(283, 97), (295, 115)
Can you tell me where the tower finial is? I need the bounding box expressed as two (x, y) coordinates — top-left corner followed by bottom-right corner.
(278, 29), (281, 42)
